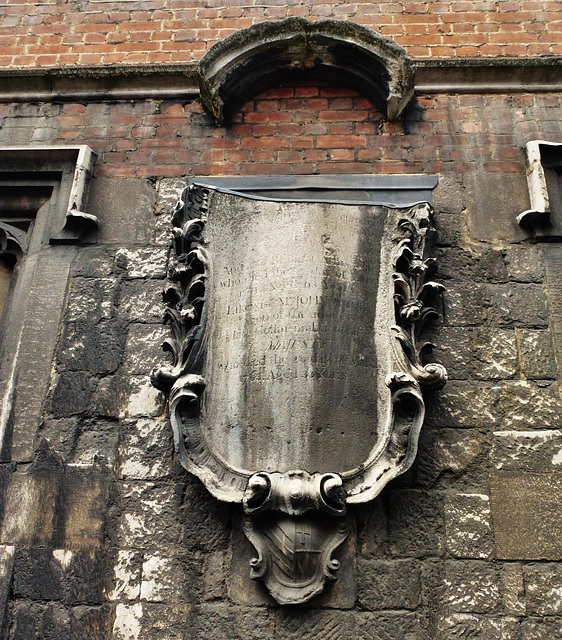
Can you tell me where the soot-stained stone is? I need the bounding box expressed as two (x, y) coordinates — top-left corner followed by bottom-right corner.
(140, 553), (185, 604)
(72, 247), (116, 279)
(63, 549), (111, 606)
(436, 247), (507, 283)
(122, 324), (169, 376)
(470, 328), (518, 380)
(496, 381), (562, 430)
(64, 278), (116, 325)
(520, 617), (562, 639)
(415, 428), (489, 489)
(37, 418), (80, 461)
(117, 481), (184, 551)
(387, 490), (444, 558)
(117, 280), (166, 324)
(486, 283), (548, 328)
(436, 614), (520, 640)
(428, 326), (472, 381)
(491, 430), (562, 472)
(273, 609), (356, 640)
(524, 564), (562, 616)
(444, 493), (493, 559)
(465, 171), (529, 244)
(70, 605), (113, 640)
(91, 375), (164, 420)
(118, 419), (173, 480)
(185, 605), (236, 640)
(115, 247), (168, 279)
(432, 176), (465, 217)
(202, 551), (225, 601)
(50, 372), (92, 418)
(155, 178), (185, 216)
(58, 465), (110, 551)
(9, 601), (41, 640)
(425, 381), (500, 428)
(442, 561), (501, 614)
(443, 283), (491, 327)
(72, 419), (121, 465)
(88, 176), (156, 245)
(234, 609), (275, 640)
(355, 612), (428, 640)
(432, 210), (464, 248)
(0, 466), (14, 526)
(107, 549), (142, 602)
(357, 558), (421, 610)
(1, 471), (61, 546)
(504, 245), (545, 283)
(37, 603), (72, 639)
(501, 564), (526, 616)
(516, 329), (557, 380)
(138, 603), (190, 640)
(59, 319), (127, 374)
(12, 548), (64, 601)
(490, 472), (562, 560)
(181, 479), (232, 553)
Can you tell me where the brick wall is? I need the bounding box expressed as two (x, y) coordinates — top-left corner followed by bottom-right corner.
(1, 1), (561, 68)
(0, 85), (560, 180)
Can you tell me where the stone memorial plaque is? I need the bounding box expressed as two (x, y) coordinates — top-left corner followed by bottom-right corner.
(152, 184), (445, 604)
(204, 194), (386, 474)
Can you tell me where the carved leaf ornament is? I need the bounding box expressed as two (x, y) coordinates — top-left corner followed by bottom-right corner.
(152, 185), (446, 604)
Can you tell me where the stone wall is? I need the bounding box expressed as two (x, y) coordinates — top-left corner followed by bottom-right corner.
(0, 76), (561, 639)
(1, 0), (561, 68)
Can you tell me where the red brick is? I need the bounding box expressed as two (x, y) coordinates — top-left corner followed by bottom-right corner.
(317, 135), (367, 148)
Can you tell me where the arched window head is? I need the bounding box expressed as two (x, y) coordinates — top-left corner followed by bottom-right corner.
(198, 17), (415, 126)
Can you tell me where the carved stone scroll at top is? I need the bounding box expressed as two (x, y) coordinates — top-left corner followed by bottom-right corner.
(152, 187), (446, 604)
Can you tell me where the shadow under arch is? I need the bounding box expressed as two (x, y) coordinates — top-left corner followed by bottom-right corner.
(198, 17), (415, 126)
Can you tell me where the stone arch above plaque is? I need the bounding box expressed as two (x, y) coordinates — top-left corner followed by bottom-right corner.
(197, 17), (415, 125)
(152, 175), (445, 604)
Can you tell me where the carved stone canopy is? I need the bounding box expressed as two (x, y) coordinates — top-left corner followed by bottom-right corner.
(197, 17), (415, 125)
(152, 181), (445, 604)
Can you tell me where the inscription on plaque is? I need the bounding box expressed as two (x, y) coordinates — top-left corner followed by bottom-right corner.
(204, 194), (388, 473)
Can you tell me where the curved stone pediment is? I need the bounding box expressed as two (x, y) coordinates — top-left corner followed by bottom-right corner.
(198, 17), (415, 124)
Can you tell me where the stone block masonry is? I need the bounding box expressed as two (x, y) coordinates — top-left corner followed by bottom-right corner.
(0, 11), (561, 634)
(0, 139), (560, 636)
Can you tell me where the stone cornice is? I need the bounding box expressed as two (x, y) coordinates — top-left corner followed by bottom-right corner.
(0, 58), (560, 103)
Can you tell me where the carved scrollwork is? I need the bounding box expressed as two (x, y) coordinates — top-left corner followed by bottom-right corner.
(391, 203), (447, 390)
(151, 185), (209, 394)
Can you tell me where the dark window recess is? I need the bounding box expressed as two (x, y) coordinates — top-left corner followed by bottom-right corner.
(0, 179), (54, 322)
(541, 145), (562, 226)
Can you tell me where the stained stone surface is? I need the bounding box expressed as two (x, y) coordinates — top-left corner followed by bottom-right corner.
(490, 472), (562, 560)
(2, 116), (562, 638)
(203, 193), (388, 474)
